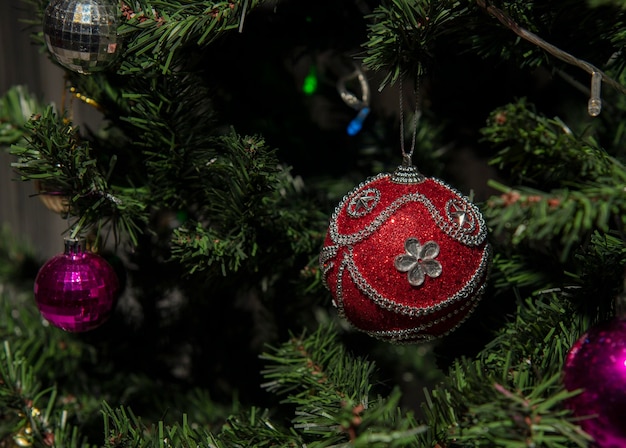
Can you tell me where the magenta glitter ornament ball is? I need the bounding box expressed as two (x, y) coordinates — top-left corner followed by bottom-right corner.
(563, 318), (626, 447)
(319, 164), (491, 343)
(34, 238), (120, 332)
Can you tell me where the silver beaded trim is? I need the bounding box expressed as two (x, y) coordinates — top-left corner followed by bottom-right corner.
(333, 244), (491, 317)
(329, 185), (487, 248)
(319, 244), (338, 291)
(319, 244), (337, 268)
(333, 254), (349, 317)
(367, 282), (487, 344)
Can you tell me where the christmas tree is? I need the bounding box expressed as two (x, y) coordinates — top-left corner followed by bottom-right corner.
(2, 0), (626, 446)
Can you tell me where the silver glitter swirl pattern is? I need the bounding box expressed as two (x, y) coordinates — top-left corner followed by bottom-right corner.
(368, 282), (487, 343)
(329, 186), (487, 248)
(333, 244), (491, 317)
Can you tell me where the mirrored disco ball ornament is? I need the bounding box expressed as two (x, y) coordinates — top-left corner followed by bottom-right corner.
(43, 0), (121, 74)
(34, 238), (120, 332)
(319, 164), (491, 343)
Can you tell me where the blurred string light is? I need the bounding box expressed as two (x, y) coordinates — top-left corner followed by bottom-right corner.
(302, 64), (318, 95)
(347, 107), (370, 136)
(337, 64), (370, 136)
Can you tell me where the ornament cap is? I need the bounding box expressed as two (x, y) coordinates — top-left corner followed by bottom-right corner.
(390, 164), (425, 184)
(63, 237), (86, 255)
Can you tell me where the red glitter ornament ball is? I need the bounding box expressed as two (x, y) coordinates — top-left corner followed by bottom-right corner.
(34, 238), (120, 332)
(319, 165), (491, 343)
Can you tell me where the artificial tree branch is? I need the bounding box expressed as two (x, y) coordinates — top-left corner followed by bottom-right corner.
(477, 0), (626, 101)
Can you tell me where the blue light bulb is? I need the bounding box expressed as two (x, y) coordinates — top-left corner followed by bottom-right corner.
(347, 107), (370, 136)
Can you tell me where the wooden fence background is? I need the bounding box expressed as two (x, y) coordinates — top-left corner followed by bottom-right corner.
(1, 2), (100, 261)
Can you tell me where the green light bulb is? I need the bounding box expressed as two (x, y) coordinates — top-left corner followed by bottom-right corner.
(302, 65), (318, 95)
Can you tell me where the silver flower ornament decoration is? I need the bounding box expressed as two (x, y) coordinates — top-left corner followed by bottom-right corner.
(394, 237), (443, 286)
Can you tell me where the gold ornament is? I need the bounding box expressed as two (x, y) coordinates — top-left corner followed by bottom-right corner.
(12, 425), (33, 447)
(69, 86), (102, 110)
(34, 180), (70, 215)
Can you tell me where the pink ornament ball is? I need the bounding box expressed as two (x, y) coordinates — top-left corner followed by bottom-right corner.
(563, 318), (626, 447)
(34, 238), (119, 332)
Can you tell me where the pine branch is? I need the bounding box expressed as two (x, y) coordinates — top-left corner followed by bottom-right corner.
(481, 99), (626, 260)
(9, 107), (148, 244)
(419, 295), (592, 447)
(101, 402), (219, 448)
(258, 325), (425, 447)
(23, 1), (267, 77)
(1, 280), (234, 447)
(362, 0), (469, 89)
(0, 339), (93, 447)
(482, 99), (619, 184)
(484, 180), (626, 261)
(217, 406), (304, 447)
(116, 1), (263, 75)
(421, 229), (626, 447)
(169, 131), (327, 279)
(0, 85), (45, 147)
(361, 0), (626, 118)
(488, 251), (570, 298)
(476, 0), (626, 98)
